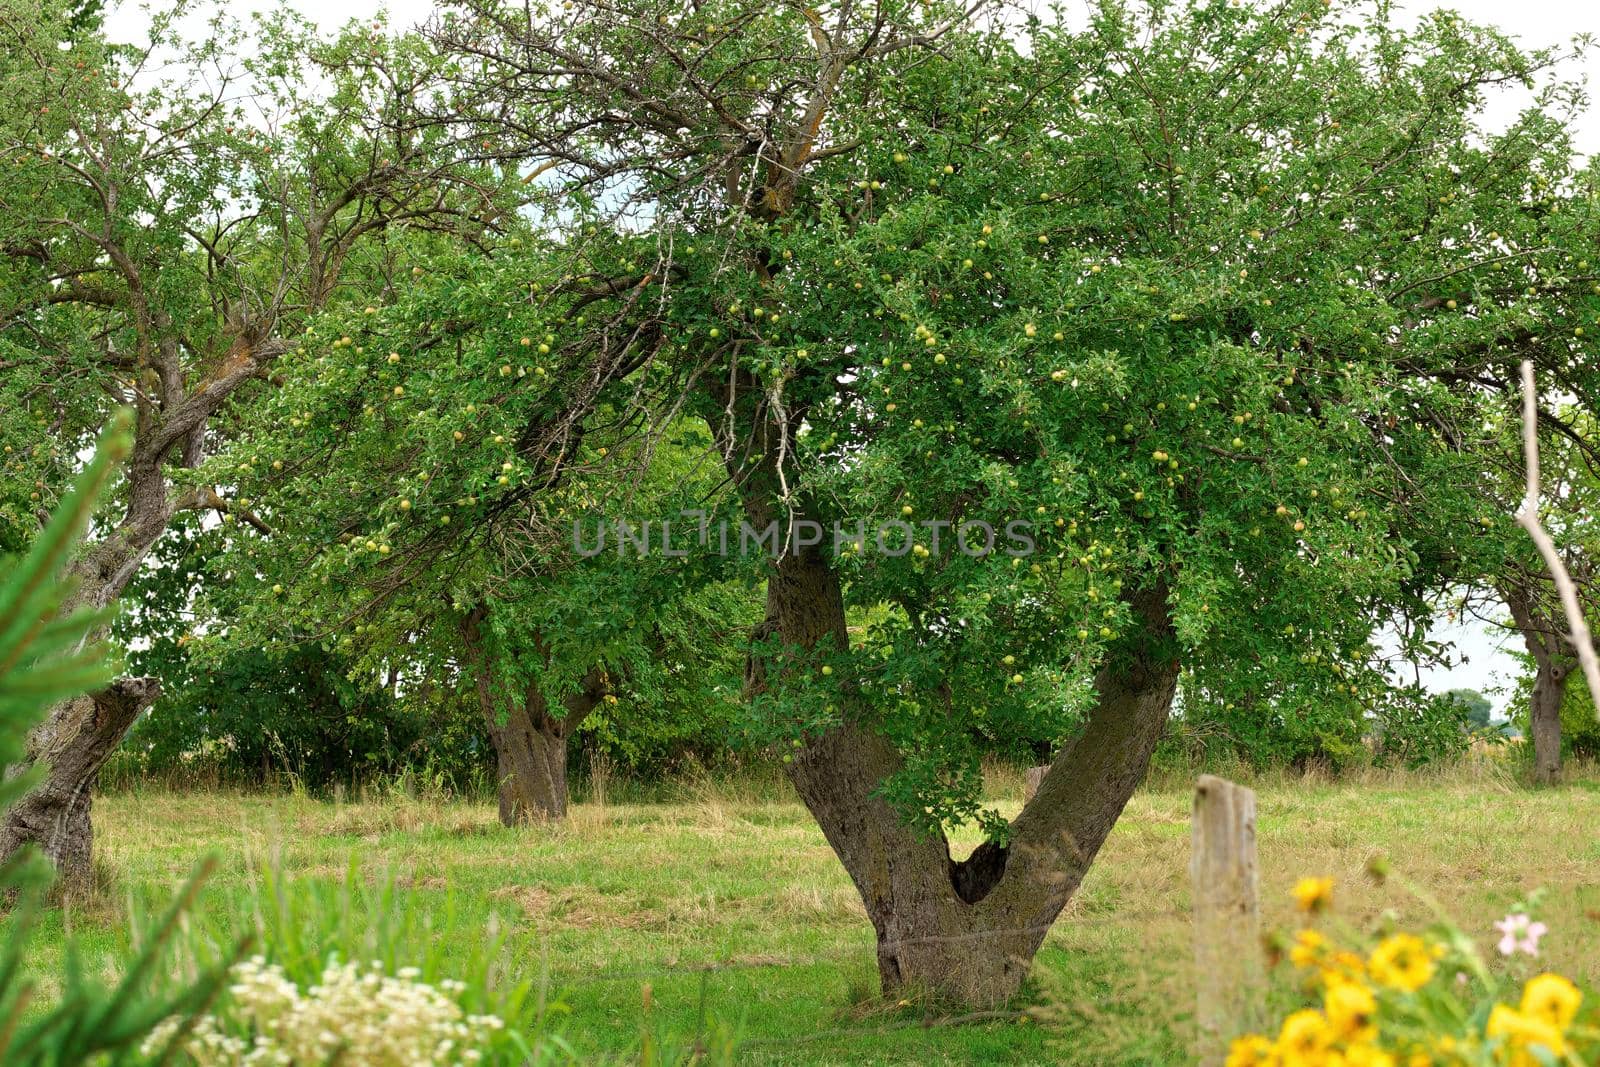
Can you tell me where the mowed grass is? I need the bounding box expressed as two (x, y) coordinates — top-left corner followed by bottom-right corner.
(13, 760), (1600, 1064)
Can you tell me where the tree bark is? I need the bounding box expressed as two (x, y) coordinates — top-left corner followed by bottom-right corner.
(0, 503), (169, 882)
(762, 547), (1177, 1006)
(458, 609), (608, 824)
(480, 680), (608, 824)
(1505, 583), (1575, 786)
(484, 697), (570, 823)
(1528, 659), (1570, 786)
(0, 677), (159, 893)
(710, 374), (1179, 1007)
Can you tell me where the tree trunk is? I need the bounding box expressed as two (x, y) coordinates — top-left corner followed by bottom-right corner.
(1504, 583), (1575, 787)
(1, 521), (166, 882)
(0, 677), (159, 893)
(764, 550), (1178, 1005)
(1529, 659), (1569, 786)
(484, 691), (571, 823)
(710, 373), (1179, 1007)
(458, 609), (608, 825)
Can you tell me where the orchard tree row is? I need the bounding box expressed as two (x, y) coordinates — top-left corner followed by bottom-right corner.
(4, 0), (1600, 1007)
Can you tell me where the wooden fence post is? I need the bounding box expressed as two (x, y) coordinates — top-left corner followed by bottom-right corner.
(1191, 774), (1260, 1066)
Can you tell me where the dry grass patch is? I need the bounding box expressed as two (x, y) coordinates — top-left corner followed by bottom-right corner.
(773, 883), (868, 923)
(492, 882), (660, 930)
(320, 798), (502, 838)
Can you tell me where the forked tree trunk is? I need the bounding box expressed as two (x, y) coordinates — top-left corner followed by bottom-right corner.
(0, 677), (160, 892)
(458, 608), (608, 825)
(774, 568), (1177, 1005)
(480, 681), (607, 824)
(713, 376), (1179, 1006)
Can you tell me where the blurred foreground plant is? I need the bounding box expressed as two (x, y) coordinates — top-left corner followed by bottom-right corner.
(1232, 871), (1594, 1066)
(0, 413), (245, 1064)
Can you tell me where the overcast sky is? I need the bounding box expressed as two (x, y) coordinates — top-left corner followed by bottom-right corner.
(101, 0), (1598, 711)
(101, 0), (1600, 161)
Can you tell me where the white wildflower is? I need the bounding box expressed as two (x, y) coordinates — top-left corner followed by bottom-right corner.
(144, 956), (505, 1066)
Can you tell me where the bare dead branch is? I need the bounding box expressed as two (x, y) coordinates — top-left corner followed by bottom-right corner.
(1515, 359), (1600, 724)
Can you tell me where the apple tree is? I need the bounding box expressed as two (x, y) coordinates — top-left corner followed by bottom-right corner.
(0, 0), (519, 882)
(425, 0), (1600, 1005)
(196, 230), (759, 821)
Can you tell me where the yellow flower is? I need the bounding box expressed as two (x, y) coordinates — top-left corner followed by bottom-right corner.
(1277, 1009), (1332, 1066)
(1343, 1045), (1396, 1067)
(1227, 1033), (1278, 1067)
(1520, 973), (1581, 1032)
(1320, 951), (1368, 989)
(1487, 1003), (1566, 1067)
(1293, 876), (1335, 914)
(1324, 980), (1377, 1043)
(1290, 929), (1328, 968)
(1368, 934), (1435, 992)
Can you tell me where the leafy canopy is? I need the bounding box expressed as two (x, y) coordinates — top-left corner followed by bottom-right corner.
(213, 0), (1600, 833)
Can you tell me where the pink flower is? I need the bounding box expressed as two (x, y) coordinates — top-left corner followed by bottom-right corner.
(1494, 913), (1547, 957)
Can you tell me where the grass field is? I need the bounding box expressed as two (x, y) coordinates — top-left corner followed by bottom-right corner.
(12, 760), (1600, 1065)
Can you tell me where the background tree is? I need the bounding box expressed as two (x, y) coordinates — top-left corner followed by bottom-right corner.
(1499, 419), (1600, 783)
(1508, 634), (1600, 762)
(197, 228), (758, 821)
(0, 0), (519, 880)
(114, 519), (431, 789)
(1414, 404), (1600, 783)
(1444, 688), (1494, 731)
(119, 508), (759, 794)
